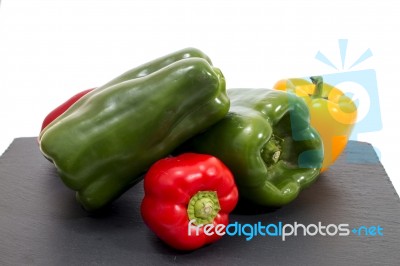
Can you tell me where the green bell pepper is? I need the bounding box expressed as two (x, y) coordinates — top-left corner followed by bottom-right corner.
(180, 89), (323, 207)
(39, 57), (228, 211)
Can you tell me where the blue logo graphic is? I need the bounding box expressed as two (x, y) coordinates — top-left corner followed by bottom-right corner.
(314, 39), (382, 163)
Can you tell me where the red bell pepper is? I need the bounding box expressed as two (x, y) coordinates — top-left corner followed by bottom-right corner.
(141, 153), (238, 251)
(40, 88), (94, 131)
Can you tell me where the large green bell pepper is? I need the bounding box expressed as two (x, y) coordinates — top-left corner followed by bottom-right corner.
(180, 89), (323, 207)
(39, 57), (229, 211)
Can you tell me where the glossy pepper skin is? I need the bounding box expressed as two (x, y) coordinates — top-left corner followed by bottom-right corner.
(141, 153), (238, 251)
(40, 47), (212, 132)
(180, 89), (323, 207)
(99, 47), (212, 89)
(273, 76), (357, 172)
(39, 58), (229, 211)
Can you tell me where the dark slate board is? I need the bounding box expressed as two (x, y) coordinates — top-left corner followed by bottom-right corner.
(1, 138), (399, 266)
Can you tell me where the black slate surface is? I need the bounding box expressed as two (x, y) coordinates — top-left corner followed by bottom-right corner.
(1, 138), (399, 266)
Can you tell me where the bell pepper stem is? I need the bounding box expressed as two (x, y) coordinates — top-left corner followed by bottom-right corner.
(310, 76), (324, 99)
(187, 191), (220, 225)
(262, 136), (282, 166)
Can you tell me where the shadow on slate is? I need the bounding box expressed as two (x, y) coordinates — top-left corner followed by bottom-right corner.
(0, 138), (399, 266)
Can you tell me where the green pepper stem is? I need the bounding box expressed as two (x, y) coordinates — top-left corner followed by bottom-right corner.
(187, 191), (220, 226)
(310, 76), (324, 99)
(262, 136), (282, 166)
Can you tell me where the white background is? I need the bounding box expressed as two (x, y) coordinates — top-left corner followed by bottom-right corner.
(1, 0), (399, 194)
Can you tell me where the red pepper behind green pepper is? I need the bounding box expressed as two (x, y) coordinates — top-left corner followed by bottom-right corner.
(40, 88), (95, 131)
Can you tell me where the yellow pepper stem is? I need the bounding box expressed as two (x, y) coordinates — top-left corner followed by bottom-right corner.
(310, 76), (324, 99)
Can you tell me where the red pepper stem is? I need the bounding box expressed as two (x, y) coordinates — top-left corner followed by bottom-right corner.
(187, 191), (220, 226)
(310, 76), (324, 99)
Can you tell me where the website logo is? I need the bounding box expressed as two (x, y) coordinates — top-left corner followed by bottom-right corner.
(188, 220), (384, 241)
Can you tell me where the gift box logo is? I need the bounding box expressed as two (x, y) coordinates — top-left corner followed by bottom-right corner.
(314, 39), (382, 163)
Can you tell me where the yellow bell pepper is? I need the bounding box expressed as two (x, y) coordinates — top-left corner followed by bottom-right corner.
(273, 76), (357, 172)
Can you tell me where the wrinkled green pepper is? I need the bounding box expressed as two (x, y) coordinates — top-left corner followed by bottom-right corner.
(39, 57), (229, 211)
(180, 89), (323, 207)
